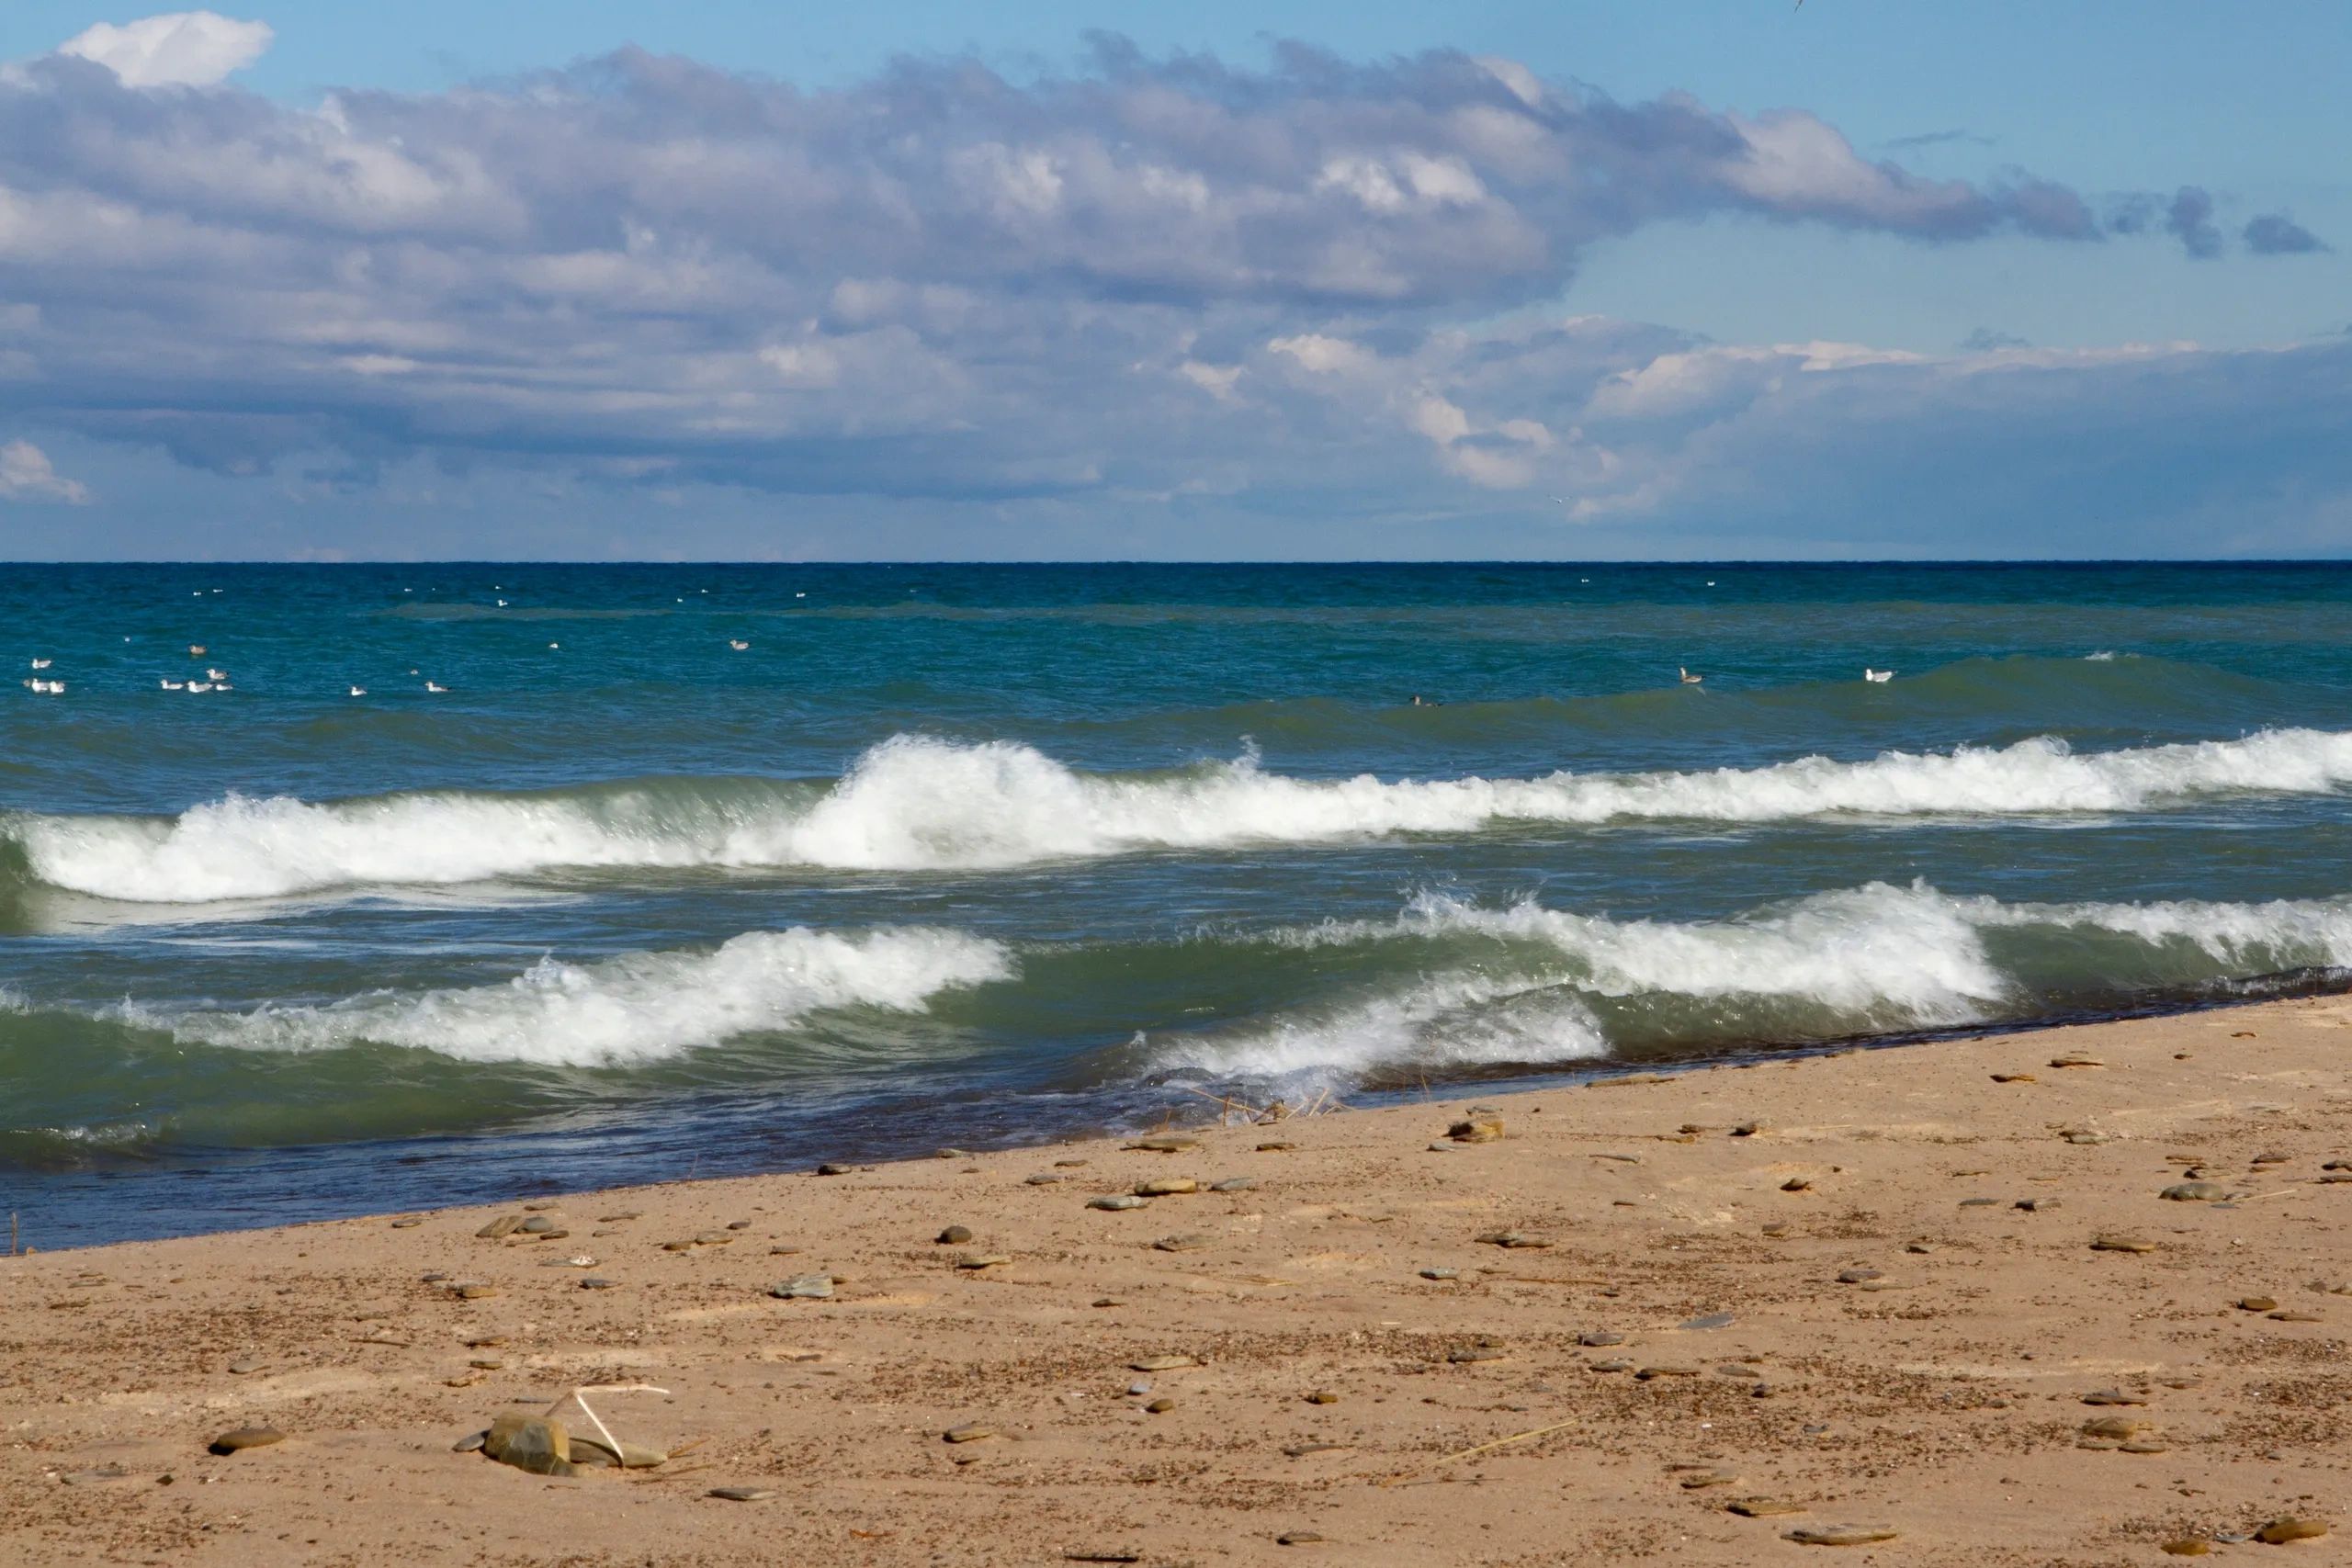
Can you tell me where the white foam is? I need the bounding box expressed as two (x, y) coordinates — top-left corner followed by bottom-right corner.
(15, 727), (2352, 899)
(125, 926), (1012, 1066)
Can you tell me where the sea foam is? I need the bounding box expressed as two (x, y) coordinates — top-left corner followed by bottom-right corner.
(13, 727), (2352, 901)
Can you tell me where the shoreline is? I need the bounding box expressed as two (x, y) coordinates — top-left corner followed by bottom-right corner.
(7, 995), (2351, 1564)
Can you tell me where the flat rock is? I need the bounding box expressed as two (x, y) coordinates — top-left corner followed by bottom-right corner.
(1089, 1195), (1148, 1212)
(207, 1427), (285, 1455)
(2236, 1294), (2279, 1312)
(226, 1357), (260, 1375)
(2049, 1054), (2103, 1068)
(1125, 1137), (1199, 1153)
(770, 1274), (835, 1300)
(1419, 1268), (1458, 1280)
(1590, 1358), (1636, 1373)
(518, 1215), (556, 1234)
(937, 1224), (975, 1244)
(1152, 1234), (1215, 1253)
(1679, 1469), (1740, 1489)
(2162, 1180), (2231, 1201)
(707, 1486), (775, 1502)
(1136, 1178), (1198, 1197)
(1276, 1531), (1326, 1546)
(2081, 1389), (2147, 1405)
(1836, 1268), (1883, 1284)
(1474, 1229), (1553, 1248)
(2256, 1519), (2329, 1544)
(2090, 1233), (2158, 1253)
(1128, 1354), (1197, 1371)
(1680, 1311), (1736, 1330)
(2161, 1540), (2211, 1556)
(955, 1253), (1012, 1269)
(1578, 1331), (1626, 1347)
(943, 1424), (995, 1443)
(475, 1215), (523, 1239)
(570, 1436), (668, 1469)
(2271, 1309), (2324, 1322)
(2081, 1415), (2151, 1438)
(1446, 1344), (1508, 1364)
(483, 1414), (571, 1475)
(1729, 1498), (1805, 1517)
(1787, 1526), (1900, 1546)
(1209, 1177), (1257, 1192)
(1634, 1364), (1700, 1380)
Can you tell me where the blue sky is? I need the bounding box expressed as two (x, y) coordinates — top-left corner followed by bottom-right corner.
(0, 3), (2346, 558)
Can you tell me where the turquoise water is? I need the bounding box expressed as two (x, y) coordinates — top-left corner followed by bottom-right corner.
(7, 562), (2352, 1245)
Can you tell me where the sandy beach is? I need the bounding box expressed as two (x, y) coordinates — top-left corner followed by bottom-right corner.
(6, 998), (2350, 1566)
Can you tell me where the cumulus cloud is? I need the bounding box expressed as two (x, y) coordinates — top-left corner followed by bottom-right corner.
(2245, 213), (2329, 255)
(57, 11), (273, 88)
(0, 439), (90, 503)
(2165, 186), (2224, 260)
(0, 32), (2330, 556)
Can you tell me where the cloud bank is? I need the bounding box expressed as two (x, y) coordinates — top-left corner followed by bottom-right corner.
(0, 22), (2344, 556)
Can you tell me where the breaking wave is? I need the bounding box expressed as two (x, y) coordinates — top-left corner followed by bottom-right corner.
(9, 728), (2352, 903)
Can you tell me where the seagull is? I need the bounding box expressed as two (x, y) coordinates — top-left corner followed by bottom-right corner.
(205, 667), (227, 681)
(1679, 667), (1703, 685)
(729, 639), (749, 651)
(161, 679), (186, 691)
(497, 599), (508, 607)
(1864, 668), (1894, 683)
(188, 644), (206, 656)
(187, 681), (213, 694)
(349, 685), (367, 696)
(28, 658), (50, 670)
(548, 641), (560, 649)
(424, 681), (447, 693)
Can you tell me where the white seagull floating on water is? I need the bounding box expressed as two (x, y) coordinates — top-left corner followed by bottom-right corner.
(29, 658), (51, 670)
(160, 679), (186, 691)
(424, 681), (448, 693)
(1864, 668), (1894, 683)
(729, 639), (749, 650)
(1679, 667), (1703, 685)
(349, 685), (367, 696)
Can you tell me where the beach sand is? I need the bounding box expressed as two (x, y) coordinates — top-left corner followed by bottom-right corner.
(6, 997), (2351, 1565)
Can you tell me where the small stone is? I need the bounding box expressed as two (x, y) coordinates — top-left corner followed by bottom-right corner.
(1145, 1398), (1175, 1414)
(1209, 1177), (1257, 1192)
(943, 1424), (994, 1443)
(955, 1253), (1012, 1271)
(2080, 1416), (2151, 1438)
(693, 1230), (733, 1246)
(518, 1215), (556, 1235)
(937, 1224), (975, 1245)
(2270, 1309), (2324, 1323)
(1731, 1122), (1761, 1137)
(1136, 1178), (1198, 1197)
(226, 1357), (260, 1375)
(1960, 1197), (2001, 1207)
(1634, 1364), (1700, 1380)
(1729, 1498), (1805, 1517)
(539, 1254), (595, 1268)
(1786, 1526), (1899, 1546)
(1679, 1469), (1740, 1489)
(2163, 1181), (2230, 1201)
(1474, 1229), (1553, 1248)
(1152, 1234), (1214, 1253)
(2062, 1130), (2111, 1145)
(1836, 1268), (1883, 1284)
(2255, 1519), (2329, 1545)
(1125, 1136), (1199, 1153)
(2236, 1295), (2279, 1312)
(390, 1217), (423, 1229)
(707, 1486), (775, 1502)
(1283, 1442), (1347, 1458)
(581, 1277), (617, 1290)
(599, 1211), (642, 1222)
(1257, 1141), (1296, 1152)
(1592, 1152), (1641, 1165)
(1447, 1344), (1508, 1364)
(2014, 1198), (2060, 1213)
(2090, 1233), (2157, 1253)
(475, 1215), (523, 1239)
(1090, 1195), (1148, 1212)
(1713, 1364), (1763, 1380)
(454, 1283), (499, 1300)
(1276, 1531), (1325, 1546)
(1129, 1355), (1198, 1371)
(2081, 1389), (2148, 1405)
(1578, 1331), (1626, 1347)
(1026, 1173), (1070, 1185)
(1304, 1391), (1340, 1404)
(2119, 1438), (2169, 1454)
(1590, 1358), (1635, 1373)
(2049, 1054), (2103, 1068)
(206, 1427), (286, 1455)
(770, 1274), (834, 1300)
(2160, 1540), (2211, 1556)
(1419, 1268), (1458, 1280)
(1679, 1312), (1736, 1330)
(1781, 1178), (1812, 1192)
(451, 1431), (487, 1453)
(1990, 1072), (2036, 1083)
(482, 1414), (571, 1475)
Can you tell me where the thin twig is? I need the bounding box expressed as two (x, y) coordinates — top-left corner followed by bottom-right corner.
(1377, 1416), (1579, 1486)
(548, 1382), (671, 1460)
(1178, 1084), (1267, 1121)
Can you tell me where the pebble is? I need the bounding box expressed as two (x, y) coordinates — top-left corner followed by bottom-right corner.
(455, 1283), (499, 1300)
(1836, 1268), (1883, 1284)
(2062, 1129), (2111, 1145)
(582, 1276), (619, 1290)
(1634, 1364), (1700, 1380)
(1729, 1498), (1805, 1517)
(1578, 1331), (1626, 1348)
(1589, 1358), (1635, 1373)
(1136, 1178), (1198, 1197)
(207, 1427), (286, 1455)
(1145, 1398), (1175, 1414)
(1283, 1442), (1346, 1458)
(390, 1217), (422, 1229)
(1713, 1364), (1763, 1380)
(1026, 1173), (1070, 1186)
(1125, 1136), (1199, 1153)
(1153, 1234), (1214, 1253)
(2049, 1054), (2103, 1068)
(771, 1274), (835, 1299)
(483, 1414), (571, 1475)
(539, 1254), (595, 1268)
(1419, 1268), (1458, 1280)
(1446, 1344), (1508, 1364)
(1681, 1311), (1736, 1330)
(475, 1215), (522, 1239)
(2014, 1197), (2059, 1213)
(1786, 1526), (1899, 1546)
(707, 1486), (775, 1502)
(1090, 1195), (1148, 1212)
(2119, 1438), (2169, 1454)
(1990, 1072), (2035, 1083)
(1731, 1122), (1761, 1137)
(2081, 1416), (2151, 1438)
(1304, 1390), (1340, 1404)
(1209, 1177), (1257, 1192)
(1257, 1141), (1296, 1152)
(2160, 1539), (2211, 1556)
(1129, 1354), (1197, 1371)
(1781, 1178), (1812, 1192)
(955, 1253), (1011, 1269)
(943, 1424), (994, 1443)
(2255, 1519), (2329, 1544)
(937, 1225), (975, 1245)
(815, 1162), (850, 1176)
(2162, 1181), (2230, 1201)
(451, 1431), (487, 1452)
(1474, 1229), (1553, 1248)
(693, 1230), (733, 1246)
(2090, 1233), (2157, 1253)
(2080, 1389), (2147, 1405)
(1276, 1531), (1325, 1546)
(2236, 1294), (2279, 1312)
(1679, 1469), (1739, 1489)
(227, 1357), (260, 1375)
(599, 1211), (642, 1222)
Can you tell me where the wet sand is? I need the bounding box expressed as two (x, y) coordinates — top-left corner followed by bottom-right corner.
(6, 997), (2351, 1565)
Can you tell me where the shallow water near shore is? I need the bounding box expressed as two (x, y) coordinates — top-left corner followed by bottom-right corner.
(7, 560), (2352, 1246)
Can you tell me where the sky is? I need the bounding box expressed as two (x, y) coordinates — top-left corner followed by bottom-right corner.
(0, 3), (2346, 560)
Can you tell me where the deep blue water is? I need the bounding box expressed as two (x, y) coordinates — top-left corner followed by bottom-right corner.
(7, 561), (2352, 1246)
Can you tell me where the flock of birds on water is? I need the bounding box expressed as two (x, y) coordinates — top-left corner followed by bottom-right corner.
(19, 583), (1903, 700)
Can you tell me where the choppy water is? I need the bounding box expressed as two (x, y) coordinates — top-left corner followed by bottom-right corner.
(7, 562), (2352, 1246)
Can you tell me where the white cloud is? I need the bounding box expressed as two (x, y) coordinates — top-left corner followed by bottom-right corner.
(1269, 334), (1377, 377)
(58, 11), (272, 89)
(0, 440), (91, 503)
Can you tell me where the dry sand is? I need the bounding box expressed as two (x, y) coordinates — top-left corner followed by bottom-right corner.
(7, 997), (2352, 1565)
